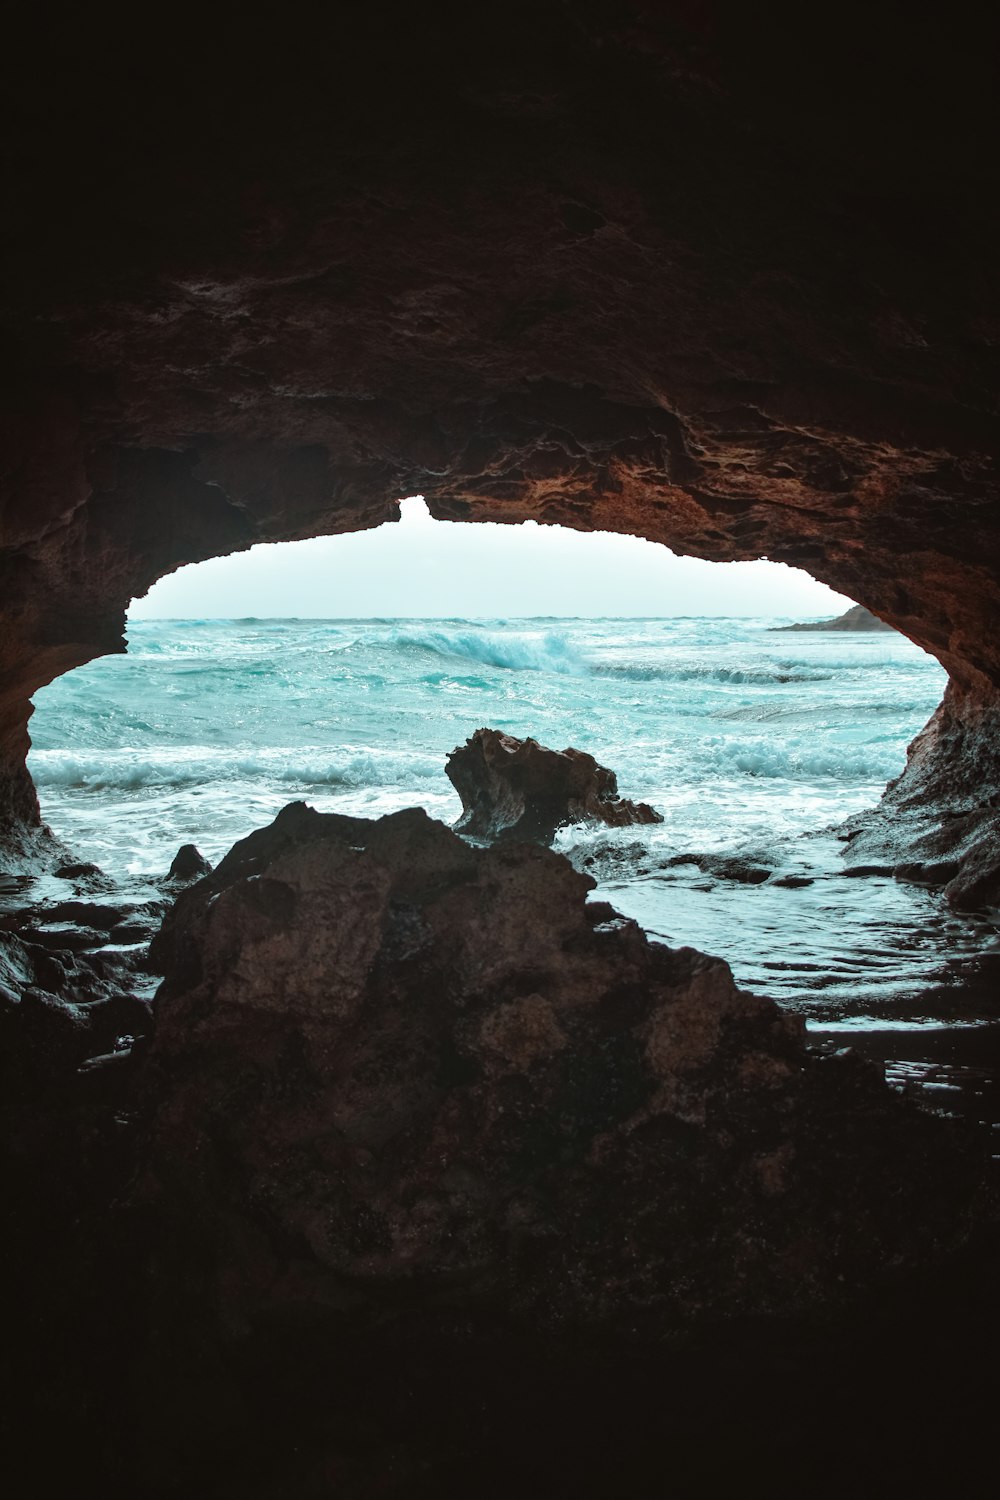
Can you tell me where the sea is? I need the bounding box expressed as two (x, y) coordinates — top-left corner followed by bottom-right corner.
(27, 616), (1000, 1132)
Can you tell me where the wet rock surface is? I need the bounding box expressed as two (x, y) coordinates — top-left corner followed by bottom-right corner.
(446, 728), (663, 843)
(1, 913), (160, 1095)
(1, 859), (166, 1206)
(844, 684), (1000, 910)
(137, 802), (986, 1342)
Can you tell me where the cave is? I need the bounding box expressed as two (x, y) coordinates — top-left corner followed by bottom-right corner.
(2, 7), (999, 1495)
(3, 7), (1000, 902)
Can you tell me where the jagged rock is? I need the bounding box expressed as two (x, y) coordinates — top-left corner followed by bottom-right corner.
(772, 605), (895, 632)
(107, 919), (157, 944)
(843, 688), (1000, 909)
(166, 844), (213, 884)
(0, 900), (157, 1105)
(661, 851), (774, 884)
(137, 802), (984, 1342)
(446, 729), (663, 843)
(23, 923), (107, 953)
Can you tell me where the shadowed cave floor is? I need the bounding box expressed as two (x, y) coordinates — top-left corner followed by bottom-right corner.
(4, 1231), (1000, 1498)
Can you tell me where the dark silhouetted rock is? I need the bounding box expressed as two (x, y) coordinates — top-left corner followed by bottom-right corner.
(772, 605), (896, 632)
(166, 844), (213, 884)
(22, 923), (107, 953)
(662, 851), (772, 883)
(54, 862), (104, 881)
(698, 855), (772, 884)
(107, 919), (156, 944)
(446, 729), (663, 843)
(40, 900), (126, 929)
(136, 803), (984, 1346)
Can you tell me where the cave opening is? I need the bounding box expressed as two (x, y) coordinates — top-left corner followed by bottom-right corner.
(23, 498), (999, 1134)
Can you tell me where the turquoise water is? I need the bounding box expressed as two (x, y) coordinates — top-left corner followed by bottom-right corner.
(28, 617), (1000, 1023)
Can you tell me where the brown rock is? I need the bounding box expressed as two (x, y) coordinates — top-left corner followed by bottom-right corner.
(137, 803), (984, 1341)
(446, 728), (663, 843)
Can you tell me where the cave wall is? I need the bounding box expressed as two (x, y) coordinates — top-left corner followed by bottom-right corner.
(2, 4), (998, 845)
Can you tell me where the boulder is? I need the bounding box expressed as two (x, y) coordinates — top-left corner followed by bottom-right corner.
(166, 844), (213, 884)
(136, 801), (984, 1344)
(446, 728), (663, 843)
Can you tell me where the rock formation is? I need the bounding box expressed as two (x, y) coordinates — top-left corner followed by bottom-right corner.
(843, 690), (1000, 908)
(446, 728), (662, 842)
(166, 843), (213, 884)
(773, 605), (895, 632)
(0, 6), (998, 901)
(1, 864), (164, 1126)
(137, 801), (984, 1343)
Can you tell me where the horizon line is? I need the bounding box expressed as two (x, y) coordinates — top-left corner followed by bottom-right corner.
(126, 611), (837, 623)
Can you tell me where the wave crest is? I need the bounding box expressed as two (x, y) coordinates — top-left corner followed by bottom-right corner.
(594, 662), (833, 685)
(390, 627), (589, 675)
(29, 746), (444, 793)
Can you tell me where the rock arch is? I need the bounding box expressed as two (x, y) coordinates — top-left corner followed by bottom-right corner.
(2, 5), (998, 893)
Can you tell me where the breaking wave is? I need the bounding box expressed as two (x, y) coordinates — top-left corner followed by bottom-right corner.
(388, 627), (590, 674)
(30, 746), (444, 793)
(593, 662), (833, 685)
(699, 736), (906, 781)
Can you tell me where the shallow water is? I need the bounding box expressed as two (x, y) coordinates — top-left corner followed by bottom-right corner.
(28, 615), (1000, 1134)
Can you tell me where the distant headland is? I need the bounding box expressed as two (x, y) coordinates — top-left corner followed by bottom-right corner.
(771, 604), (895, 633)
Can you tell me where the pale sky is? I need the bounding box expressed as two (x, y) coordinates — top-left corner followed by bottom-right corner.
(129, 497), (851, 619)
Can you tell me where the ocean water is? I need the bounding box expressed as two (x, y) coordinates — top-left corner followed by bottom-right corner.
(28, 618), (1000, 1060)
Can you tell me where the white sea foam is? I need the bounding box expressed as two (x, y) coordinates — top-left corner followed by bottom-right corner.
(390, 626), (590, 674)
(698, 736), (906, 781)
(30, 745), (443, 792)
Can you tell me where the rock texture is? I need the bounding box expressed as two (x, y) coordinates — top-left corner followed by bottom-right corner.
(446, 728), (662, 842)
(137, 802), (983, 1341)
(773, 605), (895, 632)
(166, 843), (213, 884)
(0, 6), (999, 882)
(1, 869), (163, 1108)
(844, 682), (1000, 909)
